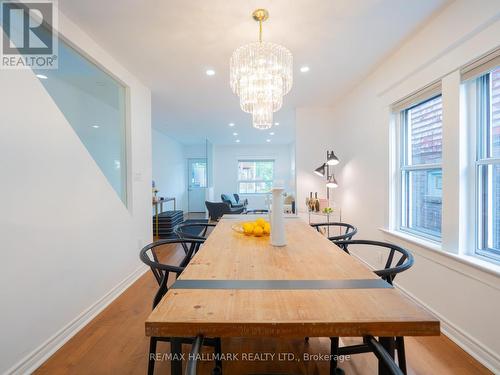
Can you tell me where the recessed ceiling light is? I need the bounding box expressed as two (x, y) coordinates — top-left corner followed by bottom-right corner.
(300, 66), (310, 73)
(36, 74), (48, 79)
(233, 132), (238, 136)
(274, 122), (280, 126)
(228, 122), (235, 127)
(206, 69), (215, 76)
(235, 139), (240, 143)
(269, 132), (275, 136)
(92, 125), (100, 129)
(266, 139), (271, 143)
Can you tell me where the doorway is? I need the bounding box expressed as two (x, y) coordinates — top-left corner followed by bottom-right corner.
(187, 158), (207, 212)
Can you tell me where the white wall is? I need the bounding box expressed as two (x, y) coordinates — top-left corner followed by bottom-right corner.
(213, 144), (295, 209)
(152, 129), (186, 211)
(296, 0), (500, 371)
(184, 143), (207, 159)
(0, 11), (152, 375)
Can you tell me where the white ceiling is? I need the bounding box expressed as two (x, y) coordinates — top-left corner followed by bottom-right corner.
(59, 0), (448, 145)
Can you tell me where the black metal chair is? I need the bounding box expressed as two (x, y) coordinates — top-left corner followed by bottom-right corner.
(329, 240), (414, 375)
(205, 201), (244, 221)
(175, 222), (216, 241)
(139, 239), (222, 375)
(310, 222), (358, 252)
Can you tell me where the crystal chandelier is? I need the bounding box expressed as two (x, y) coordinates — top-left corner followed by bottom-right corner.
(230, 9), (293, 129)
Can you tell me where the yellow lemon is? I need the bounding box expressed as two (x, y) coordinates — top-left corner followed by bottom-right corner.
(263, 223), (271, 235)
(242, 222), (254, 235)
(255, 218), (266, 228)
(253, 225), (264, 237)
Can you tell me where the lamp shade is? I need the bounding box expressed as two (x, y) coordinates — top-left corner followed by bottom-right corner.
(314, 164), (326, 177)
(326, 175), (338, 188)
(326, 151), (339, 166)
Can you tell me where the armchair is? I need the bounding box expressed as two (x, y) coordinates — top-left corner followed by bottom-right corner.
(221, 193), (248, 209)
(205, 201), (245, 221)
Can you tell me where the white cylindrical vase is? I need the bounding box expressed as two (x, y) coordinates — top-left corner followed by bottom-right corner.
(270, 187), (286, 247)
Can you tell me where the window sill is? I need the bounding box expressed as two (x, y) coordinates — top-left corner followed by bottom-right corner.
(380, 228), (441, 252)
(379, 228), (500, 279)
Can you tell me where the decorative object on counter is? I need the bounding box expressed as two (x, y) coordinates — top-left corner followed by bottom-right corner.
(314, 192), (320, 212)
(283, 193), (295, 214)
(319, 198), (329, 211)
(322, 207), (333, 214)
(152, 180), (159, 203)
(306, 192), (323, 212)
(270, 187), (286, 246)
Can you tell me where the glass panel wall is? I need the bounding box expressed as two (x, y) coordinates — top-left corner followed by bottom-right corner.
(33, 38), (127, 204)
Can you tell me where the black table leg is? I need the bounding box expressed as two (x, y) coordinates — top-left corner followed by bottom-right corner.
(378, 337), (395, 375)
(170, 338), (182, 375)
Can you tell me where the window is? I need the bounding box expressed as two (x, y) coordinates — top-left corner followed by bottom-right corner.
(399, 95), (443, 241)
(189, 160), (207, 188)
(238, 160), (274, 194)
(33, 37), (127, 205)
(472, 66), (500, 261)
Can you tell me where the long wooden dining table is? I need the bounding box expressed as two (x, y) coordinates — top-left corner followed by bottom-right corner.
(145, 216), (440, 374)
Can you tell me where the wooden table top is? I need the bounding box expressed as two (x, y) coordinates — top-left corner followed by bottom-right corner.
(146, 217), (439, 338)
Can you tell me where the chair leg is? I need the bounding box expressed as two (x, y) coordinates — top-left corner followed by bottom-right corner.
(148, 337), (157, 375)
(396, 336), (407, 374)
(330, 337), (339, 375)
(214, 337), (223, 374)
(378, 337), (395, 375)
(170, 338), (182, 375)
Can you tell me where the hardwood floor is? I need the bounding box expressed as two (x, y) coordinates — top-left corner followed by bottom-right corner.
(35, 244), (492, 375)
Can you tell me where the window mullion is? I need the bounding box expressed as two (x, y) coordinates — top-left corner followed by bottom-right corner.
(402, 164), (442, 171)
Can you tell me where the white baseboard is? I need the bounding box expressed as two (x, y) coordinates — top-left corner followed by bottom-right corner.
(351, 253), (500, 373)
(395, 283), (500, 373)
(4, 264), (149, 375)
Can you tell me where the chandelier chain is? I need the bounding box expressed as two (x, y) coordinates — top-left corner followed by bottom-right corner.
(259, 19), (262, 43)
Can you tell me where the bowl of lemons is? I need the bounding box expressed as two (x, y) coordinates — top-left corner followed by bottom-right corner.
(232, 217), (271, 237)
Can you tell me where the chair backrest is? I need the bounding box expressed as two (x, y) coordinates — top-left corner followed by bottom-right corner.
(175, 222), (216, 240)
(311, 222), (358, 251)
(334, 240), (414, 285)
(139, 238), (205, 308)
(205, 201), (231, 221)
(233, 193), (241, 203)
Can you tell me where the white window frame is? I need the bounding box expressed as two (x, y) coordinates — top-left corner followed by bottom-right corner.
(470, 69), (500, 263)
(237, 159), (275, 195)
(387, 50), (500, 271)
(393, 88), (443, 243)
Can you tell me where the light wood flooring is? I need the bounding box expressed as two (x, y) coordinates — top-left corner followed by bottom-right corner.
(35, 243), (492, 375)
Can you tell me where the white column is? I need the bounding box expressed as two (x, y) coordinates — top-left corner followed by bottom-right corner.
(441, 70), (464, 253)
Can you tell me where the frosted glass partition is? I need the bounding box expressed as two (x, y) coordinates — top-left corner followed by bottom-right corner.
(206, 139), (214, 188)
(33, 38), (127, 204)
